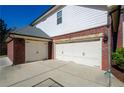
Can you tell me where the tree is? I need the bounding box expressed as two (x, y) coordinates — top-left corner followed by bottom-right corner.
(0, 19), (12, 55)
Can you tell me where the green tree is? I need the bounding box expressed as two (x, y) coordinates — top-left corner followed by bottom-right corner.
(0, 19), (12, 55)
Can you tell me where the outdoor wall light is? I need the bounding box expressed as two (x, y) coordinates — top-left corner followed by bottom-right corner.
(103, 31), (108, 43)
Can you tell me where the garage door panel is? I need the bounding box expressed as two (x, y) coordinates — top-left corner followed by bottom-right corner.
(56, 55), (100, 67)
(55, 40), (101, 68)
(25, 40), (48, 62)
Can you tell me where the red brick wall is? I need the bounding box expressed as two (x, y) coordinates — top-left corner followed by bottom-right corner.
(53, 26), (107, 40)
(13, 38), (25, 65)
(7, 38), (25, 65)
(7, 40), (14, 62)
(117, 15), (123, 48)
(102, 37), (109, 70)
(52, 25), (108, 70)
(52, 43), (54, 59)
(48, 41), (53, 59)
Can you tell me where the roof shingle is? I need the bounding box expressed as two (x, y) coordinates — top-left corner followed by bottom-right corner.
(9, 26), (50, 39)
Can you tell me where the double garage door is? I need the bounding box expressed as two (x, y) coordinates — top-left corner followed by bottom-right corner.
(25, 40), (48, 62)
(55, 40), (102, 68)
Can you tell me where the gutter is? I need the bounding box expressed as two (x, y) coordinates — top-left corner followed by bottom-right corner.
(10, 33), (52, 40)
(6, 32), (52, 43)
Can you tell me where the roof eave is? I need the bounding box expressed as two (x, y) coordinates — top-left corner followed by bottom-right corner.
(30, 5), (65, 26)
(9, 33), (52, 41)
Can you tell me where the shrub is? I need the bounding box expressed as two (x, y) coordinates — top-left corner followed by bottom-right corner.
(112, 48), (124, 70)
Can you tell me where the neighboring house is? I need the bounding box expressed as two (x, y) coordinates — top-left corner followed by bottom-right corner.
(31, 5), (123, 70)
(6, 26), (52, 65)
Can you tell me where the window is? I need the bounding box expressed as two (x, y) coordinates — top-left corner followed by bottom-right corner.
(57, 11), (62, 25)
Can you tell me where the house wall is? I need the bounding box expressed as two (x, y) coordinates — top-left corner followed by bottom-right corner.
(36, 5), (107, 37)
(14, 38), (25, 65)
(7, 40), (14, 62)
(123, 14), (124, 47)
(48, 41), (53, 59)
(117, 14), (123, 48)
(111, 14), (123, 49)
(7, 38), (25, 65)
(53, 26), (108, 70)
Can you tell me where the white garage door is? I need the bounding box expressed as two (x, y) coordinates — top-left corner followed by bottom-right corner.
(55, 40), (102, 68)
(25, 40), (48, 62)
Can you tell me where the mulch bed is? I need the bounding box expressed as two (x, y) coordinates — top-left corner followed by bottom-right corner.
(112, 65), (124, 73)
(112, 65), (124, 82)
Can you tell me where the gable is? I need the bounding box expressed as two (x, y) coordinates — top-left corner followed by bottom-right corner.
(35, 5), (107, 37)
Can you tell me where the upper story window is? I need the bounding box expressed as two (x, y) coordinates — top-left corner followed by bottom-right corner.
(57, 10), (62, 25)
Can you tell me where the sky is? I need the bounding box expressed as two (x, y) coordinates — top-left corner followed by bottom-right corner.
(0, 5), (53, 29)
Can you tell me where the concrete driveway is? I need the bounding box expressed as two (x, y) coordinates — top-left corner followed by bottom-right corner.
(0, 56), (12, 69)
(0, 60), (124, 87)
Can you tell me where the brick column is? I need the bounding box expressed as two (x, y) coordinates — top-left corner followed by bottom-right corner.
(7, 40), (14, 62)
(117, 15), (123, 48)
(102, 37), (109, 70)
(48, 41), (53, 59)
(13, 38), (25, 65)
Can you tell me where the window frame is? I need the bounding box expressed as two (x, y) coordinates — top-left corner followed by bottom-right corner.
(57, 10), (62, 25)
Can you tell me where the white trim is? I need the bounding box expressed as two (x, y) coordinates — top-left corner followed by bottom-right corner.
(53, 33), (103, 44)
(100, 37), (103, 69)
(32, 5), (65, 26)
(10, 34), (51, 42)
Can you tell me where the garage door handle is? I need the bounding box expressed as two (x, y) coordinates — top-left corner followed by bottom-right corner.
(36, 51), (39, 54)
(82, 52), (85, 56)
(62, 51), (64, 54)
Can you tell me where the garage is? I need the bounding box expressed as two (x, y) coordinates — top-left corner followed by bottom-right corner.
(7, 26), (52, 65)
(55, 40), (102, 68)
(25, 40), (48, 62)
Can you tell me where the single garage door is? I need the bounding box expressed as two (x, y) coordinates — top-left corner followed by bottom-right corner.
(25, 40), (48, 62)
(55, 40), (102, 68)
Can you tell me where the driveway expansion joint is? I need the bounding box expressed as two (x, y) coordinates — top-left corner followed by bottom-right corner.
(8, 62), (69, 87)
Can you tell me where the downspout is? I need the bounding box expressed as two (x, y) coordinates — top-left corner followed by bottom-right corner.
(106, 5), (121, 87)
(107, 11), (111, 87)
(110, 5), (121, 52)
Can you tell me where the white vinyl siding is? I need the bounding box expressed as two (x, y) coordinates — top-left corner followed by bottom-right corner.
(36, 5), (107, 37)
